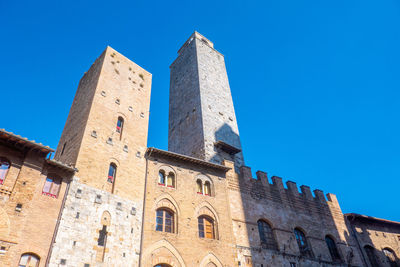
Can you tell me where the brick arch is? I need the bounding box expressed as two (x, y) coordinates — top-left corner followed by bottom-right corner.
(194, 202), (219, 224)
(199, 252), (223, 267)
(0, 207), (10, 238)
(154, 193), (180, 216)
(142, 239), (186, 267)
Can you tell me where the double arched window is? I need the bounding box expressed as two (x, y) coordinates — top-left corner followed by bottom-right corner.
(257, 220), (277, 250)
(196, 178), (212, 196)
(383, 248), (398, 267)
(158, 170), (175, 188)
(294, 228), (313, 258)
(198, 215), (215, 239)
(0, 158), (10, 185)
(325, 235), (341, 262)
(42, 175), (62, 198)
(19, 253), (40, 267)
(156, 208), (174, 233)
(364, 245), (379, 267)
(107, 163), (117, 183)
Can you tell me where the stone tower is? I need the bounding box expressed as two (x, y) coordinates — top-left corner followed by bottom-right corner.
(48, 47), (151, 266)
(168, 32), (244, 168)
(55, 46), (151, 200)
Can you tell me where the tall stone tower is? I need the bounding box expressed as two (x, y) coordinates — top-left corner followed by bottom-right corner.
(55, 46), (151, 200)
(49, 47), (151, 266)
(168, 32), (244, 168)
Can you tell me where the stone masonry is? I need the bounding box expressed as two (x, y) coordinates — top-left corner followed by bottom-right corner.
(48, 177), (142, 267)
(169, 32), (244, 169)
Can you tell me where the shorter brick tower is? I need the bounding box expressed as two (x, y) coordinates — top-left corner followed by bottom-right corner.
(49, 47), (151, 266)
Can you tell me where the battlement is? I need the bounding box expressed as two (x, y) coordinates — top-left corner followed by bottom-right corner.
(225, 163), (342, 213)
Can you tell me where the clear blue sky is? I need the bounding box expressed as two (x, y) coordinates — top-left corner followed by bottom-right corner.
(1, 1), (399, 221)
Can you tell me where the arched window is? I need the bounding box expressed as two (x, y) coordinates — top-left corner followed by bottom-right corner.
(383, 248), (397, 267)
(167, 173), (175, 188)
(42, 175), (62, 198)
(325, 236), (341, 262)
(19, 253), (40, 267)
(156, 208), (174, 233)
(257, 220), (277, 250)
(0, 158), (10, 185)
(197, 180), (203, 194)
(154, 265), (172, 267)
(198, 216), (215, 239)
(204, 181), (211, 196)
(116, 117), (124, 139)
(294, 228), (313, 257)
(158, 171), (165, 185)
(107, 163), (117, 183)
(364, 245), (379, 267)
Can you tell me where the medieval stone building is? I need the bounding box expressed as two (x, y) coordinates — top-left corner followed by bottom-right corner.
(0, 32), (399, 267)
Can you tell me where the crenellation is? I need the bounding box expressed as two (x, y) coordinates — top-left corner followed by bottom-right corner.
(285, 180), (298, 195)
(313, 189), (327, 202)
(255, 170), (269, 187)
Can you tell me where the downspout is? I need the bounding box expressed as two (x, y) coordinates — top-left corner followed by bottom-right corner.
(347, 215), (369, 267)
(45, 174), (73, 266)
(138, 148), (153, 267)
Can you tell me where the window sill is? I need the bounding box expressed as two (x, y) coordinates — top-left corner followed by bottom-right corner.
(42, 192), (58, 198)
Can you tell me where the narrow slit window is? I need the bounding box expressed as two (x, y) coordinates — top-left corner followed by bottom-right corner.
(167, 173), (175, 188)
(158, 171), (165, 185)
(116, 117), (124, 138)
(197, 180), (203, 194)
(108, 164), (117, 183)
(0, 158), (10, 185)
(204, 181), (211, 196)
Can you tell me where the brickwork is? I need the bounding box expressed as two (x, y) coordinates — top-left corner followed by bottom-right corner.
(0, 135), (74, 267)
(55, 46), (151, 202)
(140, 149), (236, 267)
(346, 214), (400, 267)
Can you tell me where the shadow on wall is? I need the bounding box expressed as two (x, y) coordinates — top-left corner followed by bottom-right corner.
(211, 123), (244, 172)
(346, 214), (400, 267)
(221, 130), (369, 266)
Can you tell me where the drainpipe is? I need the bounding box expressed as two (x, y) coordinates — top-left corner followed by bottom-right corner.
(45, 174), (72, 266)
(138, 148), (153, 267)
(347, 215), (368, 267)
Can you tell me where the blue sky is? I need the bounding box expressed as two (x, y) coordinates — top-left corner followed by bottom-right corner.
(1, 1), (399, 221)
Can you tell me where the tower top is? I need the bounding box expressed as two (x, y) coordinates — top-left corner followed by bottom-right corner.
(177, 31), (214, 54)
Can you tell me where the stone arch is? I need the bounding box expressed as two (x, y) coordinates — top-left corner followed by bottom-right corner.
(158, 165), (177, 188)
(0, 207), (10, 238)
(195, 174), (214, 196)
(199, 253), (223, 267)
(142, 239), (186, 267)
(101, 211), (111, 226)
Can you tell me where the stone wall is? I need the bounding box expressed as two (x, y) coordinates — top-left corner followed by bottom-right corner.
(346, 214), (400, 267)
(226, 162), (365, 267)
(48, 177), (143, 267)
(168, 32), (244, 169)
